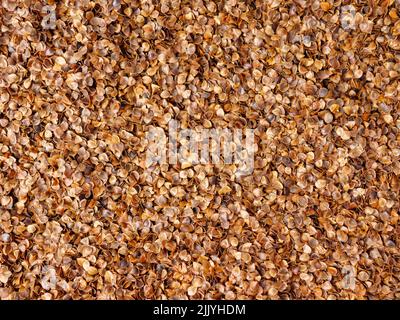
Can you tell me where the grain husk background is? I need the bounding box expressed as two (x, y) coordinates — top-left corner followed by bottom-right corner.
(0, 0), (399, 300)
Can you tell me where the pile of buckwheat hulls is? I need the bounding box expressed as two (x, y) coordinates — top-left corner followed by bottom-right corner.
(0, 0), (399, 299)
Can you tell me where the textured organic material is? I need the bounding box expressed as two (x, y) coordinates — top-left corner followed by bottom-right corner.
(0, 0), (399, 300)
